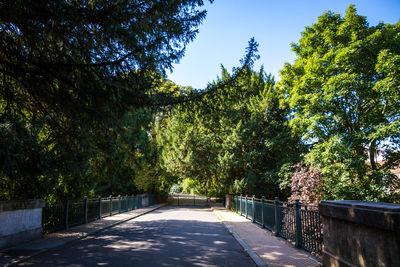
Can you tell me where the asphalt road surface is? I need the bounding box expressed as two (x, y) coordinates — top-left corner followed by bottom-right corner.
(21, 206), (255, 267)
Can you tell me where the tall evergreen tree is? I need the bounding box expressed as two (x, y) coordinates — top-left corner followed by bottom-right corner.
(0, 1), (260, 200)
(0, 0), (213, 199)
(158, 67), (303, 198)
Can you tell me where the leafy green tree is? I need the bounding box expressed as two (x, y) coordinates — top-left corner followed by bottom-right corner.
(158, 67), (303, 198)
(278, 5), (400, 201)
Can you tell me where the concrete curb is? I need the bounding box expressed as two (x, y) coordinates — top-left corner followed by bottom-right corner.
(4, 204), (166, 267)
(212, 209), (267, 267)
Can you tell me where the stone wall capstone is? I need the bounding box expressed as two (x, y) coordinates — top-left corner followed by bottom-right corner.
(319, 200), (400, 267)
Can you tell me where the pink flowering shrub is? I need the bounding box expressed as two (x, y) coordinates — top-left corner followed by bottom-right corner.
(288, 163), (324, 205)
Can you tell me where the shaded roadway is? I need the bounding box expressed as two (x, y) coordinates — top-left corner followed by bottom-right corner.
(20, 206), (255, 267)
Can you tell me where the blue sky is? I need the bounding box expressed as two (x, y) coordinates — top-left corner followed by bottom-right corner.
(167, 0), (400, 89)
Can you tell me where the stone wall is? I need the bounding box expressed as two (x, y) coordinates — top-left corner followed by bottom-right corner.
(319, 200), (400, 267)
(0, 199), (45, 249)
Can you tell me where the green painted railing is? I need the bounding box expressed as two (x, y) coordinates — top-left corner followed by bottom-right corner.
(232, 195), (323, 254)
(42, 194), (154, 233)
(169, 194), (220, 206)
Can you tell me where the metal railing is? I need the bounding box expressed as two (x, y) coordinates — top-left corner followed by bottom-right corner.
(169, 194), (221, 206)
(232, 195), (323, 254)
(42, 194), (154, 233)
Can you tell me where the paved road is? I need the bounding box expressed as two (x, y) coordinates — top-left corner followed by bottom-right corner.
(21, 206), (255, 267)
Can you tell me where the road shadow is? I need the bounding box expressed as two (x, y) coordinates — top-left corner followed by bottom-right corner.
(20, 206), (255, 267)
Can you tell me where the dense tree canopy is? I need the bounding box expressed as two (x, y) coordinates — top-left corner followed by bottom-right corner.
(157, 67), (304, 198)
(0, 0), (262, 200)
(1, 0), (212, 138)
(1, 3), (398, 203)
(0, 0), (215, 199)
(278, 5), (400, 201)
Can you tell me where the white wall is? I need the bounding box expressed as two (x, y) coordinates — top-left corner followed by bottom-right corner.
(0, 208), (42, 237)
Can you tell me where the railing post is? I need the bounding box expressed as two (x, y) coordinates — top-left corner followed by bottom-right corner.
(125, 194), (128, 212)
(65, 199), (69, 230)
(177, 194), (179, 206)
(84, 197), (88, 224)
(109, 195), (112, 216)
(295, 199), (303, 248)
(274, 197), (280, 236)
(245, 195), (248, 219)
(234, 196), (237, 212)
(98, 196), (102, 219)
(261, 196), (265, 228)
(118, 195), (121, 213)
(252, 195), (255, 222)
(194, 194), (195, 206)
(240, 195), (243, 215)
(131, 194), (134, 210)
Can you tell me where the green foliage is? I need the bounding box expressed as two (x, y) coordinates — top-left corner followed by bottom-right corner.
(86, 108), (155, 197)
(3, 2), (398, 204)
(170, 183), (183, 193)
(0, 119), (56, 199)
(0, 0), (213, 200)
(157, 67), (304, 198)
(181, 178), (201, 195)
(1, 0), (262, 201)
(279, 5), (400, 202)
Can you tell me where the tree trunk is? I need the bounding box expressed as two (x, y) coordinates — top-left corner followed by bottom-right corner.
(370, 140), (377, 171)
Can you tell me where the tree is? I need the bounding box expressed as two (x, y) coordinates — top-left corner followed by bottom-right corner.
(158, 67), (303, 198)
(0, 0), (215, 199)
(278, 5), (400, 201)
(288, 163), (323, 205)
(86, 108), (156, 197)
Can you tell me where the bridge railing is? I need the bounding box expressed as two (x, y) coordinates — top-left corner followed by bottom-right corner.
(168, 193), (221, 206)
(232, 195), (322, 254)
(42, 194), (154, 233)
